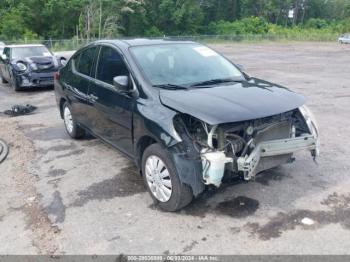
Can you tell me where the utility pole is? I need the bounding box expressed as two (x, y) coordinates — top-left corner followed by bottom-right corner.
(99, 0), (102, 39)
(293, 0), (300, 26)
(300, 0), (306, 25)
(87, 7), (90, 41)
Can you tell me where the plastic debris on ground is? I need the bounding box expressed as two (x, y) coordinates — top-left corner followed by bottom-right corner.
(301, 217), (315, 226)
(3, 104), (37, 117)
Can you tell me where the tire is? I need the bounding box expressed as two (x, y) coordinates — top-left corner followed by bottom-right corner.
(0, 72), (8, 84)
(62, 102), (85, 139)
(142, 143), (193, 211)
(11, 75), (21, 91)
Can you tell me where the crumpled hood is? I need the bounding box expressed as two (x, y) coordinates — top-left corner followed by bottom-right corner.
(24, 56), (58, 69)
(159, 78), (305, 125)
(26, 56), (53, 64)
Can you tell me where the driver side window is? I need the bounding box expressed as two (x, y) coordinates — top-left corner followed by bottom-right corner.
(96, 46), (129, 85)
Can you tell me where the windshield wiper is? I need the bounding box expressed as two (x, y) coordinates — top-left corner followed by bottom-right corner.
(153, 84), (188, 90)
(190, 78), (239, 87)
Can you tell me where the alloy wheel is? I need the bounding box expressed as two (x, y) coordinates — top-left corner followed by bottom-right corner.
(145, 155), (172, 202)
(64, 106), (74, 134)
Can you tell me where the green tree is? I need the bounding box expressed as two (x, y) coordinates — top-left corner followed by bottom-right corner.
(1, 0), (350, 40)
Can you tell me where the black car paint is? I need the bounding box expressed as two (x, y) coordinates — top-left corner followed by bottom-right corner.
(54, 39), (306, 197)
(0, 46), (62, 88)
(160, 78), (305, 125)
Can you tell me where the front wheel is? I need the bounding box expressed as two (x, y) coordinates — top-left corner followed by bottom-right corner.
(10, 75), (21, 91)
(62, 102), (85, 139)
(142, 144), (193, 211)
(0, 72), (8, 84)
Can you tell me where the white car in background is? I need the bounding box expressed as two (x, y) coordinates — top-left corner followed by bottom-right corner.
(0, 42), (5, 54)
(338, 34), (350, 44)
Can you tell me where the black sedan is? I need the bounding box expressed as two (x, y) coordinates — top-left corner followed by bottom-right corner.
(54, 39), (319, 211)
(0, 44), (66, 91)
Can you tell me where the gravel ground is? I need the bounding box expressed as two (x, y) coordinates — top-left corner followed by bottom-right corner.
(0, 42), (350, 255)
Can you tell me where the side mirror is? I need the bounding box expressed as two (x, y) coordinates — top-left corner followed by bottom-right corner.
(1, 54), (7, 61)
(60, 57), (67, 66)
(113, 75), (131, 93)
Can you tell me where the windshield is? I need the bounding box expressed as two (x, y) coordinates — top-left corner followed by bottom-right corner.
(11, 46), (52, 59)
(130, 43), (244, 87)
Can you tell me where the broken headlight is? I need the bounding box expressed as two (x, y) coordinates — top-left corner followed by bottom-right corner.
(30, 63), (38, 70)
(16, 62), (27, 72)
(299, 105), (318, 138)
(299, 105), (320, 158)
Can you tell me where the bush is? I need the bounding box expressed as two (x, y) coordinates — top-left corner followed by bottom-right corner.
(339, 18), (350, 33)
(208, 17), (269, 35)
(144, 26), (164, 37)
(305, 18), (329, 29)
(204, 16), (343, 42)
(240, 17), (269, 34)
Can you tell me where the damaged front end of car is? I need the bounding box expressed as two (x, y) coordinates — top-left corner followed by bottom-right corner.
(11, 56), (65, 88)
(168, 106), (319, 196)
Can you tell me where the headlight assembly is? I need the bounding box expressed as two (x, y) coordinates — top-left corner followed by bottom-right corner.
(299, 105), (320, 158)
(30, 63), (38, 70)
(16, 62), (28, 72)
(299, 105), (319, 138)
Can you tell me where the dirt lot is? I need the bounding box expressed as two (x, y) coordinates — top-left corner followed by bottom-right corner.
(0, 42), (350, 255)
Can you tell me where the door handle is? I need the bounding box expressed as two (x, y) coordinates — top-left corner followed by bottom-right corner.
(89, 94), (99, 102)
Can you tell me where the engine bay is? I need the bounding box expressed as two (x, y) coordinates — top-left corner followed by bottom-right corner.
(174, 108), (317, 187)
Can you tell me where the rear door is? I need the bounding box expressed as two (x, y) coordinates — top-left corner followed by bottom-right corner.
(64, 46), (98, 127)
(88, 45), (134, 157)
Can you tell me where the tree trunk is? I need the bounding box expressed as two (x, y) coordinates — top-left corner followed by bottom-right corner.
(293, 0), (300, 26)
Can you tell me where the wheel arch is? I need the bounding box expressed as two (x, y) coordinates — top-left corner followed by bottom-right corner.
(135, 135), (157, 169)
(59, 98), (67, 119)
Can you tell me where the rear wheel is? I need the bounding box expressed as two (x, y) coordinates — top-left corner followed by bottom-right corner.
(62, 102), (85, 139)
(142, 144), (193, 211)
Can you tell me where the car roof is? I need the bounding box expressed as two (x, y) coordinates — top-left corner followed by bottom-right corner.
(5, 44), (46, 48)
(94, 38), (196, 47)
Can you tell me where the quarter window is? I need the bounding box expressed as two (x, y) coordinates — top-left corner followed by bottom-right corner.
(75, 47), (97, 76)
(96, 46), (129, 85)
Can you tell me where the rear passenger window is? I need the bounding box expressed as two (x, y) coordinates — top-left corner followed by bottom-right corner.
(96, 46), (129, 85)
(75, 47), (97, 76)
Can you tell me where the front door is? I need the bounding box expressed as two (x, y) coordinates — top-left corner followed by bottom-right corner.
(88, 45), (134, 157)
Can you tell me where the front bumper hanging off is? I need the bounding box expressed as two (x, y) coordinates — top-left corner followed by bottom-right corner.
(237, 134), (318, 180)
(16, 71), (56, 88)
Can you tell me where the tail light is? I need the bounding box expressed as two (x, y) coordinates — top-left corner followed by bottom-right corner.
(54, 72), (60, 80)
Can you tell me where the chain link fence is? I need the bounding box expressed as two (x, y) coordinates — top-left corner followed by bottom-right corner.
(3, 33), (339, 52)
(3, 38), (92, 52)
